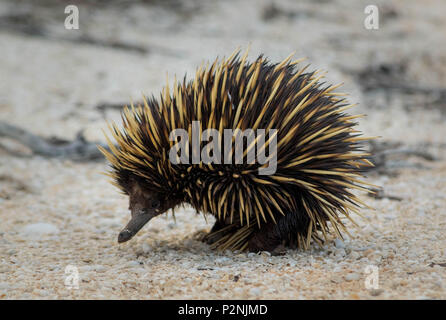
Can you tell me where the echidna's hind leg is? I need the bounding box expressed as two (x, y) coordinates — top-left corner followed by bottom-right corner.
(247, 212), (313, 253)
(247, 222), (283, 253)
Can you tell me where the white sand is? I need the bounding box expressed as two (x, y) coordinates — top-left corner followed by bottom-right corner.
(0, 0), (445, 299)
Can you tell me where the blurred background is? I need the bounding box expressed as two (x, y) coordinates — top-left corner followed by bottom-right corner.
(1, 0), (445, 142)
(0, 0), (445, 299)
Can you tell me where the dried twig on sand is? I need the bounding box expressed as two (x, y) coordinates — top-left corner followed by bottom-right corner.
(0, 121), (108, 161)
(367, 140), (437, 170)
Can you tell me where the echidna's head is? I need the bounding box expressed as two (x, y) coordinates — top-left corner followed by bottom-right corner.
(117, 174), (177, 243)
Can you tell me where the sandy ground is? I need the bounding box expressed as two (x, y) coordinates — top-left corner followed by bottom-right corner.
(0, 0), (445, 299)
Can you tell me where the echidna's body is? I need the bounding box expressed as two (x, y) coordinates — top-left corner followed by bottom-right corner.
(100, 50), (372, 252)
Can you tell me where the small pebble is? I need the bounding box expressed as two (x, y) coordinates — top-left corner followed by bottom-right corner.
(127, 261), (141, 267)
(0, 266), (9, 273)
(0, 283), (10, 290)
(334, 239), (345, 249)
(345, 273), (360, 281)
(349, 251), (360, 260)
(370, 289), (384, 296)
(142, 243), (151, 254)
(21, 223), (59, 238)
(249, 287), (261, 296)
(215, 257), (230, 264)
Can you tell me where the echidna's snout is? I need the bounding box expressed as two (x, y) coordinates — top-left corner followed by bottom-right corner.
(117, 229), (132, 243)
(118, 208), (156, 243)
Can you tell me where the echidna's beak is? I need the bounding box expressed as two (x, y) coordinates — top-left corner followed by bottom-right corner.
(118, 209), (155, 243)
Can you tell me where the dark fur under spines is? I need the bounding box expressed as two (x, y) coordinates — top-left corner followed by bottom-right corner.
(100, 48), (374, 252)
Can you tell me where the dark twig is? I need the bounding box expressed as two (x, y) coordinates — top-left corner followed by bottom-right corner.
(428, 262), (446, 268)
(0, 13), (184, 57)
(367, 140), (437, 170)
(96, 102), (127, 117)
(342, 62), (446, 113)
(0, 121), (108, 161)
(368, 188), (403, 201)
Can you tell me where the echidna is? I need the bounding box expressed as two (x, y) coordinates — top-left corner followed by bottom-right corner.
(99, 49), (373, 253)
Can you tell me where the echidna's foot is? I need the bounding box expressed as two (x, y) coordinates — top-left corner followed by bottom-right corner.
(203, 220), (234, 245)
(247, 222), (283, 253)
(270, 244), (287, 256)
